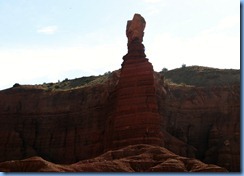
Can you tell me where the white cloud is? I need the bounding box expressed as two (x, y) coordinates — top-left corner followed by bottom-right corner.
(0, 42), (125, 90)
(37, 26), (58, 35)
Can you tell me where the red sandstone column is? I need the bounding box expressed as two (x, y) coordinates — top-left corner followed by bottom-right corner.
(104, 14), (163, 151)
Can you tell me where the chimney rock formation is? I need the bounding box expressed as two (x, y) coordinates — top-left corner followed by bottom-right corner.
(104, 14), (163, 150)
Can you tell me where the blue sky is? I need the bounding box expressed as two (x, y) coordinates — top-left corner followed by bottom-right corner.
(0, 0), (240, 90)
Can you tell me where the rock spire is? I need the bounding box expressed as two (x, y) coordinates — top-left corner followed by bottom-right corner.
(104, 14), (163, 150)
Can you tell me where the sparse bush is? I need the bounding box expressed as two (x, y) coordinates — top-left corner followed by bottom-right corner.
(161, 67), (168, 73)
(63, 78), (69, 82)
(13, 83), (20, 87)
(104, 71), (111, 76)
(181, 64), (186, 68)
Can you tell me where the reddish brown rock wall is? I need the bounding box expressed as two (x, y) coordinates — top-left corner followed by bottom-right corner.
(0, 84), (115, 164)
(157, 84), (240, 171)
(0, 72), (240, 171)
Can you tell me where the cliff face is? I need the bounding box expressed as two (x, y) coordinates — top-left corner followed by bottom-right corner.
(0, 69), (240, 171)
(0, 81), (116, 164)
(158, 83), (240, 171)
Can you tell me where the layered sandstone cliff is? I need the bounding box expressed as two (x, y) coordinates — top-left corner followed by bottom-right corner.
(0, 70), (239, 172)
(0, 83), (113, 164)
(160, 84), (240, 171)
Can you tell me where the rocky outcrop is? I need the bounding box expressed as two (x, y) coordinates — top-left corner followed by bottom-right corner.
(0, 13), (240, 172)
(0, 81), (117, 164)
(0, 72), (239, 172)
(126, 14), (146, 45)
(0, 144), (227, 172)
(157, 82), (240, 171)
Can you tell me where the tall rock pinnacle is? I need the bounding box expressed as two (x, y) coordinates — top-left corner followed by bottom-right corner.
(104, 14), (163, 150)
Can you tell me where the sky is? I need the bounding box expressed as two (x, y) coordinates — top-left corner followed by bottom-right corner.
(0, 0), (240, 90)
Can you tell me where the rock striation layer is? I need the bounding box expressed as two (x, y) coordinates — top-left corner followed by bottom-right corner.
(0, 144), (227, 172)
(0, 82), (115, 164)
(159, 84), (240, 171)
(104, 41), (163, 150)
